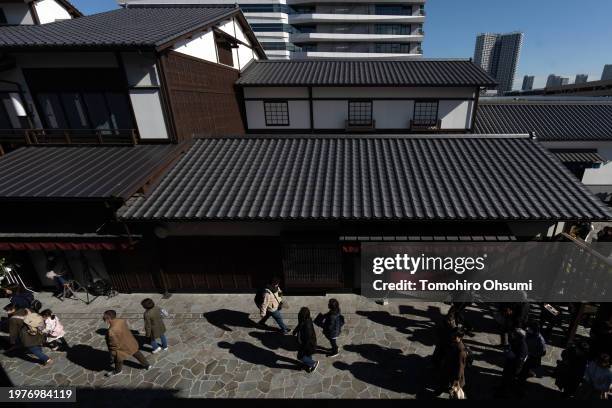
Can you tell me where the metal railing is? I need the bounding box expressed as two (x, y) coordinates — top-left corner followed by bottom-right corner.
(0, 128), (138, 145)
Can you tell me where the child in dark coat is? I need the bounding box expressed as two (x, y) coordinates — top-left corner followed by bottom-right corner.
(321, 298), (344, 357)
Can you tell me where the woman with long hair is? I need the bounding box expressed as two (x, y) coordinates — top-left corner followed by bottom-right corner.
(293, 307), (319, 373)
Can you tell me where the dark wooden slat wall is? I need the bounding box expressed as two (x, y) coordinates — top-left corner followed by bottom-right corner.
(162, 51), (246, 142)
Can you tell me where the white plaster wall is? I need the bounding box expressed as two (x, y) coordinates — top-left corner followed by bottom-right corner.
(121, 52), (160, 87)
(439, 100), (472, 129)
(34, 0), (72, 24)
(312, 87), (475, 99)
(373, 100), (414, 129)
(582, 162), (612, 185)
(1, 3), (34, 25)
(173, 29), (218, 64)
(243, 87), (309, 98)
(128, 89), (169, 139)
(246, 100), (310, 129)
(313, 100), (347, 129)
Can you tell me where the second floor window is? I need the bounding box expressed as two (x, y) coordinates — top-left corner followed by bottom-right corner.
(413, 101), (439, 127)
(264, 101), (289, 126)
(348, 101), (372, 126)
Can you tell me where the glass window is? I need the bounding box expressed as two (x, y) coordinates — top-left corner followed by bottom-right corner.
(348, 101), (372, 126)
(60, 93), (89, 129)
(375, 43), (411, 53)
(375, 24), (410, 35)
(37, 93), (68, 129)
(264, 101), (289, 126)
(413, 101), (439, 126)
(83, 93), (112, 130)
(105, 93), (133, 129)
(374, 5), (412, 16)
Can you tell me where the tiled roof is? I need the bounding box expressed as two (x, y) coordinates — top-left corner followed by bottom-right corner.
(474, 99), (612, 141)
(0, 145), (181, 200)
(551, 151), (606, 164)
(236, 60), (497, 87)
(0, 6), (237, 50)
(118, 135), (611, 221)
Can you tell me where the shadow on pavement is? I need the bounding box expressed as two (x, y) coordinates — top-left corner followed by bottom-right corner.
(65, 344), (110, 372)
(218, 340), (302, 370)
(337, 343), (428, 395)
(203, 309), (259, 332)
(248, 330), (299, 353)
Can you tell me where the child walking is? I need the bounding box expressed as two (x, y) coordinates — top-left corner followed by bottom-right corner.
(40, 309), (69, 351)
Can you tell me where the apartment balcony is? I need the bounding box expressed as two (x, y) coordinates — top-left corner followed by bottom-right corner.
(288, 0), (426, 5)
(289, 13), (425, 25)
(0, 128), (138, 147)
(290, 32), (424, 43)
(291, 51), (422, 59)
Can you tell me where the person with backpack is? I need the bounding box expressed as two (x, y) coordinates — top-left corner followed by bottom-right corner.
(293, 307), (319, 373)
(103, 310), (151, 377)
(40, 309), (68, 351)
(320, 298), (345, 358)
(256, 277), (290, 334)
(4, 303), (52, 366)
(141, 298), (168, 353)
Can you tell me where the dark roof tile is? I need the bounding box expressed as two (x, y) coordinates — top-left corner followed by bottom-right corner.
(118, 136), (611, 221)
(0, 144), (180, 200)
(236, 60), (497, 87)
(0, 6), (237, 50)
(474, 100), (612, 141)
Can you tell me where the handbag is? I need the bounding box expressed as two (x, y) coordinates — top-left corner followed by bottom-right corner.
(313, 313), (325, 328)
(449, 384), (466, 399)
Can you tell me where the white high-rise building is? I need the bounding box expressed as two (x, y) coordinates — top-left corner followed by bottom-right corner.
(118, 0), (426, 59)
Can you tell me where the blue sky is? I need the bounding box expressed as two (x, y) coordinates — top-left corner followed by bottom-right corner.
(72, 0), (612, 90)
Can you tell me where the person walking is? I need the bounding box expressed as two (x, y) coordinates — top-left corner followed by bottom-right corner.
(40, 309), (69, 351)
(431, 309), (457, 369)
(497, 327), (528, 397)
(293, 307), (319, 373)
(555, 341), (590, 398)
(257, 277), (290, 334)
(103, 310), (150, 377)
(141, 298), (168, 353)
(434, 328), (468, 398)
(320, 298), (345, 358)
(577, 352), (612, 400)
(4, 303), (52, 366)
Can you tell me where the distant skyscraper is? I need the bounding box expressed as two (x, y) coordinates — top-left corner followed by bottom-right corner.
(602, 65), (612, 81)
(575, 74), (588, 84)
(522, 75), (534, 91)
(546, 74), (569, 88)
(473, 32), (523, 93)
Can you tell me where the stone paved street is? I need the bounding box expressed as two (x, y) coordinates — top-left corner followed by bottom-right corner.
(0, 293), (580, 404)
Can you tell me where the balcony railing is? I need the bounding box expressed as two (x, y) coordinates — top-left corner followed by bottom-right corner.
(410, 119), (441, 131)
(0, 128), (138, 146)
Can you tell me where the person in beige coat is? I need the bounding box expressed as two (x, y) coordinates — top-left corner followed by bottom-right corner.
(103, 310), (150, 377)
(257, 277), (290, 334)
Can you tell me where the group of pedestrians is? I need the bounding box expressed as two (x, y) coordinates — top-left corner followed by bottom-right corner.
(2, 296), (170, 377)
(255, 278), (345, 373)
(428, 301), (611, 399)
